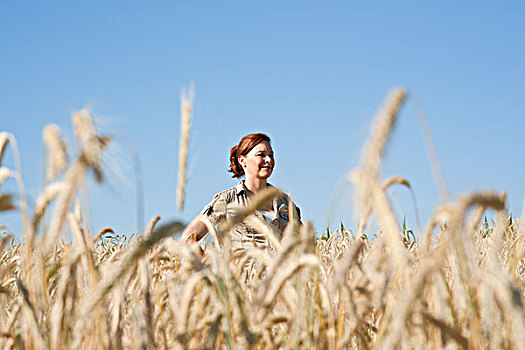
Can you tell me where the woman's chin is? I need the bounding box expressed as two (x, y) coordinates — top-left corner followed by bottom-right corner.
(258, 170), (273, 179)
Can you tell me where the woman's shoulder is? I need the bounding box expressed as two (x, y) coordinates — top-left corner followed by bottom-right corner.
(201, 182), (244, 221)
(210, 181), (245, 203)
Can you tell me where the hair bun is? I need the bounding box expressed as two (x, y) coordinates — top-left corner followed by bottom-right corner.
(228, 144), (244, 178)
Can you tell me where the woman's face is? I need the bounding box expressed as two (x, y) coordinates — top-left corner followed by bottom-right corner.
(239, 141), (275, 180)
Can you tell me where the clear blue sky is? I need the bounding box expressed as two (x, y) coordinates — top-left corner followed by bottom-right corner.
(1, 1), (524, 239)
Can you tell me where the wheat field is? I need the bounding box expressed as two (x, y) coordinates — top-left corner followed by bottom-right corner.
(0, 89), (524, 349)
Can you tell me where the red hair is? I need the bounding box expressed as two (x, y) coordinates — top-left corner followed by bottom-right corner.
(229, 133), (271, 178)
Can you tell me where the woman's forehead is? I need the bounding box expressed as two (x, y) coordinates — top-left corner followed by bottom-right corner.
(251, 141), (273, 153)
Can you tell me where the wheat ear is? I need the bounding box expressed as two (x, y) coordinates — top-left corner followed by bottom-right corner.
(92, 227), (115, 245)
(0, 132), (9, 166)
(0, 167), (12, 186)
(382, 175), (422, 236)
(42, 124), (68, 181)
(258, 254), (320, 321)
(176, 85), (194, 211)
(32, 181), (65, 234)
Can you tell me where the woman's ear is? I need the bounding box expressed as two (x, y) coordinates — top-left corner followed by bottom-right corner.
(238, 155), (246, 168)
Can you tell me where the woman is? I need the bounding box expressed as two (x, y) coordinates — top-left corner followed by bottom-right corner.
(180, 133), (301, 253)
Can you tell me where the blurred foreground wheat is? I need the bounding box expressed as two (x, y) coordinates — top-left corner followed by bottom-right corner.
(0, 91), (524, 349)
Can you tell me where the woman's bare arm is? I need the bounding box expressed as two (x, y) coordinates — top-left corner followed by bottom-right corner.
(179, 215), (208, 243)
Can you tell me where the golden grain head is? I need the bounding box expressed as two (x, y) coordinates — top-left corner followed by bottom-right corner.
(72, 108), (109, 172)
(72, 108), (97, 144)
(43, 124), (68, 181)
(0, 132), (9, 166)
(176, 85), (194, 211)
(382, 176), (411, 190)
(0, 193), (16, 212)
(0, 167), (13, 186)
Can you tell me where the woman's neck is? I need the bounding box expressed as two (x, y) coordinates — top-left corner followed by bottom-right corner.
(244, 177), (267, 196)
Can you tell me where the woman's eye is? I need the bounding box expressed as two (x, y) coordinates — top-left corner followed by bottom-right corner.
(257, 153), (274, 158)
